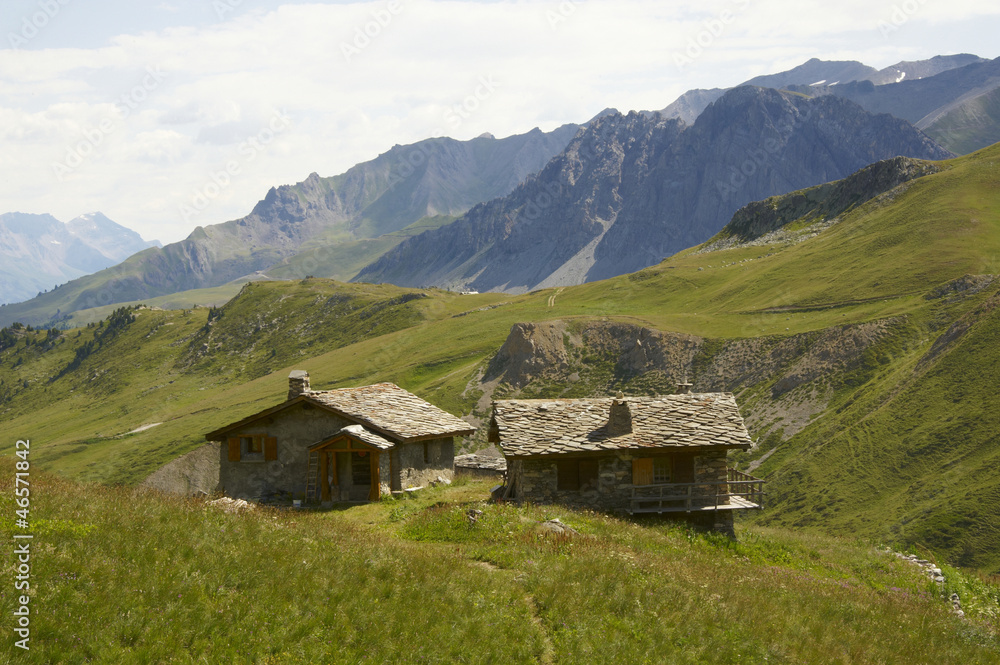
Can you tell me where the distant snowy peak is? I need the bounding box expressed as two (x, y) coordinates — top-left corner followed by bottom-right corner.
(65, 211), (161, 262)
(0, 211), (160, 305)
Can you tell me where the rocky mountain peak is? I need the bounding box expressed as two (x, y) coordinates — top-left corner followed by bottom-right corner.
(355, 88), (953, 293)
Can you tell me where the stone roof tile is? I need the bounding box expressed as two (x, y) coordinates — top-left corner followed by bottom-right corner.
(307, 383), (475, 441)
(492, 393), (753, 457)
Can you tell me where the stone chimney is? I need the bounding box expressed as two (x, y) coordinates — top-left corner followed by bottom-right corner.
(288, 370), (311, 400)
(608, 391), (632, 435)
(676, 374), (693, 395)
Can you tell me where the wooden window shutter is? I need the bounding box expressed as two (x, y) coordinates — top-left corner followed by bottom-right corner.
(227, 437), (241, 462)
(556, 460), (579, 491)
(632, 458), (653, 486)
(264, 436), (278, 461)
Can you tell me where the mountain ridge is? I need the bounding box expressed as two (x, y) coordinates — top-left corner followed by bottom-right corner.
(658, 54), (997, 156)
(0, 211), (159, 306)
(355, 87), (952, 293)
(0, 126), (580, 326)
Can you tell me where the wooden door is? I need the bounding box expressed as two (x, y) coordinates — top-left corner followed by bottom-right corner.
(632, 458), (654, 485)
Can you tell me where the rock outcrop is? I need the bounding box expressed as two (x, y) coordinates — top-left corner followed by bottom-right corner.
(481, 317), (899, 444)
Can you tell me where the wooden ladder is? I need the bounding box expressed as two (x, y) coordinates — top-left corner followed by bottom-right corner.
(305, 450), (319, 502)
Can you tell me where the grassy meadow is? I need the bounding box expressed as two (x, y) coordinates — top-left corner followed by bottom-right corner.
(1, 144), (1000, 571)
(1, 465), (998, 664)
(1, 145), (1000, 661)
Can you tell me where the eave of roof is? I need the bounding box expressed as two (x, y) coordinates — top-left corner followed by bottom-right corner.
(308, 425), (395, 451)
(205, 386), (476, 443)
(204, 394), (312, 442)
(504, 444), (747, 460)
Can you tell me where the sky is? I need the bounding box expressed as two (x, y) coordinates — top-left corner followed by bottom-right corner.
(2, 0), (999, 245)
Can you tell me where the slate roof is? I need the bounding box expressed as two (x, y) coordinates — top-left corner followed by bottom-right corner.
(306, 383), (475, 441)
(309, 424), (395, 451)
(206, 382), (475, 442)
(454, 453), (507, 472)
(491, 393), (753, 458)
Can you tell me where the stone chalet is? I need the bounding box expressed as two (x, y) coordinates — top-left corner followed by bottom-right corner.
(489, 387), (764, 532)
(205, 371), (475, 502)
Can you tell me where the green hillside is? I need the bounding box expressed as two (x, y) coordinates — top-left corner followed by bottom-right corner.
(927, 87), (1000, 156)
(265, 214), (461, 282)
(2, 144), (999, 574)
(2, 468), (998, 663)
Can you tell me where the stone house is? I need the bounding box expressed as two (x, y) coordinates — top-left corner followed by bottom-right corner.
(489, 388), (764, 532)
(206, 371), (475, 502)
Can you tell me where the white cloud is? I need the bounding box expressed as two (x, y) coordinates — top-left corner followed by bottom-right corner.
(0, 0), (998, 244)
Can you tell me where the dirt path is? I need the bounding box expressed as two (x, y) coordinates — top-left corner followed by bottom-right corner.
(525, 594), (555, 664)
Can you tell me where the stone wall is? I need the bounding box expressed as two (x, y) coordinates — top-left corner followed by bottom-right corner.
(219, 402), (352, 500)
(694, 451), (730, 508)
(218, 404), (452, 500)
(395, 437), (455, 489)
(515, 452), (633, 512)
(514, 449), (732, 515)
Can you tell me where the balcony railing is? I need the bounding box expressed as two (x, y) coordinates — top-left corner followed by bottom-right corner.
(629, 467), (765, 514)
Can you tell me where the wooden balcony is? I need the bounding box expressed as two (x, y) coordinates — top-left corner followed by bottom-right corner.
(629, 468), (765, 515)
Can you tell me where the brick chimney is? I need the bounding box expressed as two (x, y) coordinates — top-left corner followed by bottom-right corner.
(288, 370), (311, 400)
(608, 391), (632, 435)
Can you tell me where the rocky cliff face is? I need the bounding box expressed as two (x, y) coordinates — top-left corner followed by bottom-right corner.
(803, 57), (1000, 154)
(356, 87), (952, 293)
(478, 316), (899, 446)
(123, 125), (582, 293)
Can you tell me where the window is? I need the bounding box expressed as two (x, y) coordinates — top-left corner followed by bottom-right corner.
(228, 435), (277, 462)
(423, 441), (430, 464)
(556, 459), (599, 491)
(634, 456), (690, 485)
(653, 457), (671, 484)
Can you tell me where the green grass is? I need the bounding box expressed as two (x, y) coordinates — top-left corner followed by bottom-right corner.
(755, 287), (1000, 571)
(926, 88), (1000, 156)
(1, 468), (997, 663)
(2, 144), (1000, 576)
